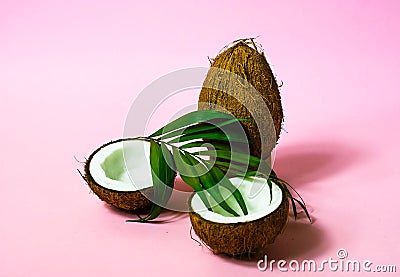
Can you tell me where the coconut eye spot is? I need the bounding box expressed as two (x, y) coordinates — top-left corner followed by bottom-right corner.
(100, 148), (126, 181)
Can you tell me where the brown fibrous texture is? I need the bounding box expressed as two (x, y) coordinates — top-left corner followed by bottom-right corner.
(189, 190), (289, 256)
(83, 138), (153, 212)
(198, 39), (283, 158)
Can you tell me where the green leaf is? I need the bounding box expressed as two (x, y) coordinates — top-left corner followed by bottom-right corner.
(152, 141), (176, 201)
(192, 150), (271, 174)
(179, 140), (231, 151)
(183, 152), (239, 216)
(214, 160), (249, 173)
(168, 129), (250, 144)
(127, 140), (176, 222)
(126, 205), (164, 223)
(289, 194), (297, 220)
(150, 110), (236, 137)
(270, 174), (307, 206)
(267, 179), (273, 204)
(122, 108), (312, 223)
(213, 161), (260, 180)
(293, 198), (312, 222)
(271, 176), (312, 223)
(157, 118), (248, 141)
(172, 148), (212, 211)
(204, 162), (248, 216)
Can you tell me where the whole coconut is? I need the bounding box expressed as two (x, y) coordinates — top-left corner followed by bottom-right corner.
(198, 39), (283, 158)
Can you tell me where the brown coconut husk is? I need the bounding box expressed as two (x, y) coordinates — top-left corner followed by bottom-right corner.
(198, 38), (283, 158)
(189, 187), (289, 256)
(83, 138), (153, 212)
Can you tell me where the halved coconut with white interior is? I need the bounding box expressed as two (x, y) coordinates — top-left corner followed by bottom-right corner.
(84, 138), (154, 211)
(189, 176), (289, 256)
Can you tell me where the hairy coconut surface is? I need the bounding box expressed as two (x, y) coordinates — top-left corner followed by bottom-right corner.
(189, 177), (289, 256)
(198, 39), (283, 158)
(83, 138), (153, 212)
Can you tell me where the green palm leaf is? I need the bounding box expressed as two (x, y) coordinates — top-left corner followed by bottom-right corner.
(156, 118), (249, 140)
(127, 140), (176, 222)
(150, 110), (236, 137)
(125, 110), (310, 224)
(179, 140), (231, 151)
(192, 150), (272, 174)
(183, 152), (240, 216)
(203, 162), (248, 216)
(168, 129), (250, 144)
(172, 147), (212, 211)
(213, 160), (258, 177)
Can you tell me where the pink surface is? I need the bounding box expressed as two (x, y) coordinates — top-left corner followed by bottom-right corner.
(1, 0), (400, 276)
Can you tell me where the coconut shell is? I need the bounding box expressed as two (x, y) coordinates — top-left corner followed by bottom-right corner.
(198, 39), (283, 158)
(189, 189), (289, 256)
(83, 138), (153, 212)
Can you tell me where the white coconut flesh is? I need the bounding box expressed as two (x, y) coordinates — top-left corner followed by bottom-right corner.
(191, 176), (283, 224)
(89, 140), (153, 192)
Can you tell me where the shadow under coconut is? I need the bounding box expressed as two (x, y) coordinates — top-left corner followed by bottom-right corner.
(209, 215), (328, 268)
(265, 217), (328, 260)
(101, 177), (194, 223)
(206, 141), (363, 265)
(273, 141), (363, 187)
(103, 204), (188, 223)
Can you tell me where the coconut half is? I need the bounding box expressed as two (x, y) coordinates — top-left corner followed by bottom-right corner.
(84, 138), (154, 212)
(189, 176), (289, 256)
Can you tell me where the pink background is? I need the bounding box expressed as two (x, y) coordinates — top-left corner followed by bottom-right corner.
(1, 0), (399, 276)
